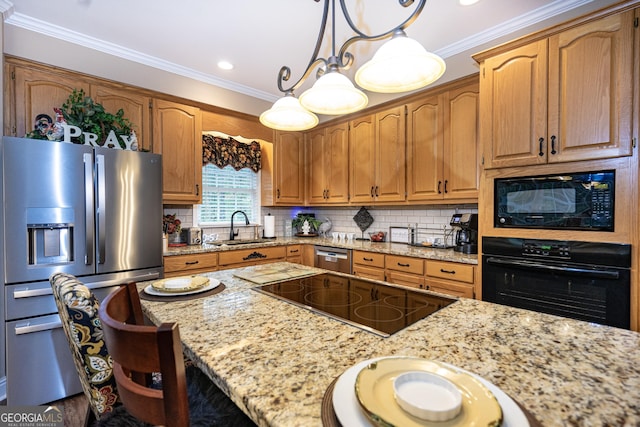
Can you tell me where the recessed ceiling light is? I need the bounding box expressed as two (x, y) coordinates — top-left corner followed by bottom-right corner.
(459, 0), (480, 5)
(217, 61), (234, 70)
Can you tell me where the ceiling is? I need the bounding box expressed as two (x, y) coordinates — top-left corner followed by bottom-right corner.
(1, 0), (622, 117)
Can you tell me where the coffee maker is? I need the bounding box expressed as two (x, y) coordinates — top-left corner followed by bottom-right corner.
(450, 213), (478, 254)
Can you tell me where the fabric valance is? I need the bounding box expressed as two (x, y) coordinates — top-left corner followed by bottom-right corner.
(202, 134), (261, 172)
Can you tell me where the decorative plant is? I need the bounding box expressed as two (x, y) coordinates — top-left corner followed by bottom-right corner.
(163, 214), (182, 235)
(292, 215), (322, 234)
(60, 89), (134, 147)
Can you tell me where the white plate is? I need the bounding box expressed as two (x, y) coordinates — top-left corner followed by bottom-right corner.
(333, 357), (529, 427)
(144, 278), (221, 296)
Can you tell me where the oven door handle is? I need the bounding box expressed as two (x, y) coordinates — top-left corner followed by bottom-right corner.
(485, 257), (620, 279)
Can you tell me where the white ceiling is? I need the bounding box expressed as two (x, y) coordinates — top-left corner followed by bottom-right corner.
(2, 0), (622, 116)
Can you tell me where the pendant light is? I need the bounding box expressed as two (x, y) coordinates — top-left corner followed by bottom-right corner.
(299, 64), (368, 115)
(260, 0), (442, 130)
(355, 29), (446, 93)
(259, 93), (319, 131)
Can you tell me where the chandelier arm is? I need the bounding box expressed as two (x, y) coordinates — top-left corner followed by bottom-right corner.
(277, 0), (331, 94)
(336, 0), (426, 67)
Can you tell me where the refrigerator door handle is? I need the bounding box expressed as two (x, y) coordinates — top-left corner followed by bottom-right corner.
(15, 319), (63, 336)
(13, 271), (161, 299)
(83, 153), (94, 265)
(96, 154), (106, 264)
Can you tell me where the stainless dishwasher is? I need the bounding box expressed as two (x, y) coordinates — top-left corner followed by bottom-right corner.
(314, 246), (352, 274)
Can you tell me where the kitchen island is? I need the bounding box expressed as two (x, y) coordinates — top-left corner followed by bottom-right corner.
(139, 263), (640, 426)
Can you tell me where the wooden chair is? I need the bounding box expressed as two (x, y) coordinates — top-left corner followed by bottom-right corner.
(99, 282), (256, 427)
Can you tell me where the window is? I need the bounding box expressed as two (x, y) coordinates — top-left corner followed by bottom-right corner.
(197, 164), (260, 225)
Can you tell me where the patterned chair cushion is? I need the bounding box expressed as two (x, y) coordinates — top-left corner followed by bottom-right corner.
(50, 272), (120, 419)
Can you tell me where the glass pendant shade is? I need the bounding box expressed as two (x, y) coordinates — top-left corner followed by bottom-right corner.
(259, 95), (319, 131)
(299, 71), (368, 115)
(355, 35), (446, 93)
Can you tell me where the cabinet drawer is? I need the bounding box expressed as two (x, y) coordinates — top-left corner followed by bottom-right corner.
(426, 261), (474, 284)
(218, 246), (286, 266)
(352, 264), (385, 281)
(386, 270), (425, 289)
(286, 245), (302, 258)
(164, 253), (217, 274)
(386, 255), (424, 275)
(426, 278), (475, 299)
(353, 251), (385, 268)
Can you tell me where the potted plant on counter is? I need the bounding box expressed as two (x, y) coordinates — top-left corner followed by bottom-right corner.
(292, 214), (322, 236)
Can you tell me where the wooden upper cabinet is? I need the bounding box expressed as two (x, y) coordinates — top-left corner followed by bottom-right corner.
(480, 40), (548, 169)
(407, 79), (479, 201)
(443, 83), (479, 199)
(306, 122), (349, 205)
(349, 114), (377, 203)
(407, 93), (445, 201)
(152, 99), (202, 204)
(375, 106), (406, 203)
(480, 9), (635, 169)
(274, 130), (305, 205)
(547, 11), (634, 163)
(349, 106), (406, 204)
(10, 66), (90, 137)
(91, 86), (151, 151)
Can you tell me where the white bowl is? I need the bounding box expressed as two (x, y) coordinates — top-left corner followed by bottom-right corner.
(393, 371), (462, 422)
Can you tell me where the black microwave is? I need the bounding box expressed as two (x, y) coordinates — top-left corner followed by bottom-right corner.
(494, 170), (614, 231)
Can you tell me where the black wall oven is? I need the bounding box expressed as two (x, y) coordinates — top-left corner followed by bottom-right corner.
(482, 237), (631, 329)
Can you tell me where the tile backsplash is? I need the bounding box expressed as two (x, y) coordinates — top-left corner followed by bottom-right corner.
(165, 205), (478, 242)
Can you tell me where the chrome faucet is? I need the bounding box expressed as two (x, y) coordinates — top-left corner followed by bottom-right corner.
(229, 210), (250, 240)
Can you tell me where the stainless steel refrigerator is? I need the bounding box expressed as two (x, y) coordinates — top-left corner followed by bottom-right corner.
(0, 136), (164, 405)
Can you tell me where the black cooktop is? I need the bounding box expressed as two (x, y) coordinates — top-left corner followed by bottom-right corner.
(253, 273), (456, 337)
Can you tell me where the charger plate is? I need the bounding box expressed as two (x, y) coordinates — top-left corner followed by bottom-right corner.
(355, 357), (502, 427)
(329, 357), (533, 427)
(151, 276), (209, 293)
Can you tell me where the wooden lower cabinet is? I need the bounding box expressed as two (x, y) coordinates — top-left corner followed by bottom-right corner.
(425, 260), (475, 299)
(218, 246), (286, 269)
(386, 270), (425, 290)
(352, 250), (385, 281)
(385, 254), (425, 289)
(163, 253), (218, 278)
(285, 244), (303, 264)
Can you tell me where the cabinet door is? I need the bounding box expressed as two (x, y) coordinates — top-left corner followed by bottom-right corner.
(547, 10), (634, 163)
(325, 123), (350, 203)
(406, 93), (444, 201)
(306, 127), (327, 204)
(375, 106), (406, 203)
(91, 85), (151, 151)
(443, 84), (479, 199)
(480, 40), (548, 169)
(349, 115), (376, 203)
(12, 67), (90, 138)
(274, 131), (305, 205)
(152, 99), (202, 204)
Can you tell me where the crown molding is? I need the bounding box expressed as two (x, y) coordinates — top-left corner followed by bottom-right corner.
(4, 0), (599, 102)
(436, 0), (596, 57)
(0, 0), (14, 20)
(4, 10), (279, 102)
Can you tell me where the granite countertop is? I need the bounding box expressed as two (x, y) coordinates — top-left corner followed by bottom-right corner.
(140, 262), (640, 427)
(164, 236), (479, 265)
